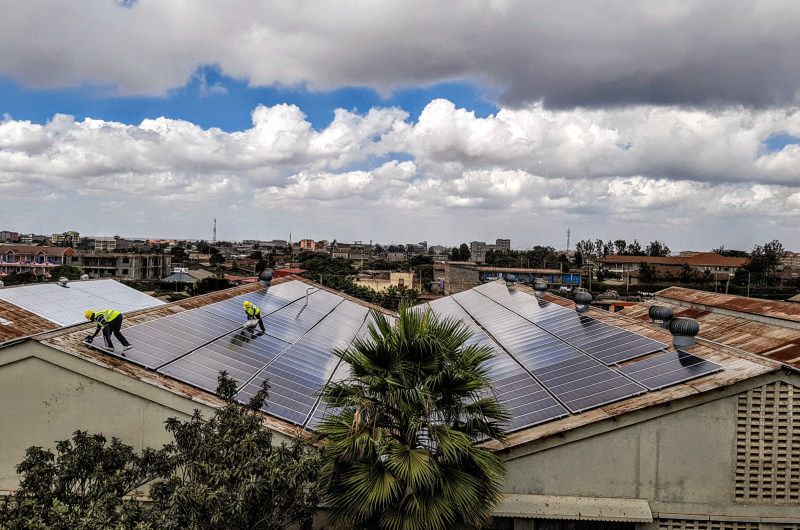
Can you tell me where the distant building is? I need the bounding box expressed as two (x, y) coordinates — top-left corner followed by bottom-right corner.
(0, 231), (19, 243)
(95, 238), (117, 251)
(0, 245), (77, 275)
(50, 231), (80, 246)
(469, 238), (511, 263)
(76, 253), (171, 280)
(331, 242), (371, 261)
(354, 272), (415, 291)
(18, 234), (48, 244)
(598, 252), (748, 285)
(781, 251), (800, 269)
(299, 239), (316, 251)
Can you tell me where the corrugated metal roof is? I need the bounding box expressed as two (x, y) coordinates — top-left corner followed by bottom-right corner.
(494, 494), (652, 522)
(598, 253), (747, 267)
(655, 286), (800, 325)
(622, 299), (800, 368)
(0, 300), (59, 342)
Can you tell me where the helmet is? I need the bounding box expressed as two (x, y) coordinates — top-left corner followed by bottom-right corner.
(243, 301), (251, 308)
(84, 310), (94, 320)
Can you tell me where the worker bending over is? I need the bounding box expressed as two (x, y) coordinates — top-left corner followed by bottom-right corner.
(85, 309), (132, 352)
(243, 300), (266, 333)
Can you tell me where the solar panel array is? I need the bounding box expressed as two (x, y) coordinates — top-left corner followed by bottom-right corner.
(0, 279), (164, 326)
(104, 280), (376, 429)
(473, 282), (667, 365)
(86, 277), (724, 434)
(451, 290), (646, 413)
(617, 350), (724, 390)
(427, 297), (569, 430)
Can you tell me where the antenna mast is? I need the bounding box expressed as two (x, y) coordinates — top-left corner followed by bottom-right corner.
(566, 228), (570, 252)
(213, 219), (217, 243)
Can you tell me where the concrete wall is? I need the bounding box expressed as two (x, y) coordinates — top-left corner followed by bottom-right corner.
(502, 374), (800, 520)
(0, 340), (293, 493)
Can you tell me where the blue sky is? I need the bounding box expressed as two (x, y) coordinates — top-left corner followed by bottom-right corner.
(0, 68), (499, 132)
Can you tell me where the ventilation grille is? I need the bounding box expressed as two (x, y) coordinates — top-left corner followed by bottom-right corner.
(736, 381), (800, 504)
(658, 519), (759, 530)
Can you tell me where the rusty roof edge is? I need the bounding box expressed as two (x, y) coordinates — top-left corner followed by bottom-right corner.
(38, 337), (309, 440)
(583, 303), (781, 370)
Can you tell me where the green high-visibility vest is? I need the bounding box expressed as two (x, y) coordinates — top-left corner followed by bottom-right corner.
(245, 305), (260, 317)
(94, 309), (121, 326)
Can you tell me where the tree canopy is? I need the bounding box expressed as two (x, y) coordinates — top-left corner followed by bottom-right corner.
(0, 373), (321, 530)
(317, 307), (510, 530)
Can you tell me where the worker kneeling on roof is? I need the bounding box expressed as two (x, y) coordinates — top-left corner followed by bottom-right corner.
(85, 309), (132, 352)
(243, 301), (266, 333)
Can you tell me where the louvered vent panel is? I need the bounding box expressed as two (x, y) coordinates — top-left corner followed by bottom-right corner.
(658, 520), (760, 530)
(735, 381), (800, 504)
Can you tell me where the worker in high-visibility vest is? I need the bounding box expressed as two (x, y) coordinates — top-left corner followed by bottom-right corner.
(243, 301), (266, 333)
(85, 309), (132, 352)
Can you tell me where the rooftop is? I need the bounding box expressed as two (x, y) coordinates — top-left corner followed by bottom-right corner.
(598, 252), (748, 267)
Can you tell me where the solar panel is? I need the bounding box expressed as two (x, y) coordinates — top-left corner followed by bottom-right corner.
(0, 279), (164, 326)
(238, 300), (369, 426)
(452, 289), (646, 414)
(202, 280), (311, 322)
(429, 296), (569, 430)
(159, 331), (291, 392)
(304, 312), (381, 430)
(531, 355), (646, 413)
(616, 350), (724, 391)
(474, 282), (666, 365)
(119, 308), (241, 369)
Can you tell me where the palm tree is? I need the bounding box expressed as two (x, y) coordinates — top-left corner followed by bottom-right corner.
(316, 307), (510, 530)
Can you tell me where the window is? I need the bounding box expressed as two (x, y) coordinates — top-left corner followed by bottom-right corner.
(398, 278), (404, 287)
(121, 269), (129, 275)
(659, 519), (758, 530)
(122, 257), (129, 264)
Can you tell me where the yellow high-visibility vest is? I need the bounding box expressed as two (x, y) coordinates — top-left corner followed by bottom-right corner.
(93, 309), (121, 326)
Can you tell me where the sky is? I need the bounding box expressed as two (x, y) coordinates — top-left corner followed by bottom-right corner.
(2, 1), (800, 251)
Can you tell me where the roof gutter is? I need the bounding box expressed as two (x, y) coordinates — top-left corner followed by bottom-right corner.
(493, 494), (653, 523)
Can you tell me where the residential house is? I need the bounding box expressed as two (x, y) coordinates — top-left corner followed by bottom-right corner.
(331, 242), (371, 261)
(597, 252), (748, 284)
(0, 245), (76, 276)
(354, 271), (414, 291)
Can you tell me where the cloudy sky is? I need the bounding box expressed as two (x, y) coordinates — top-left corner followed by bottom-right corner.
(2, 0), (800, 250)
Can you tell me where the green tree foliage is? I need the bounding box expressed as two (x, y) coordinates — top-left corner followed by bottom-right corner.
(317, 308), (510, 530)
(638, 261), (659, 283)
(711, 246), (750, 258)
(209, 252), (225, 266)
(746, 240), (786, 286)
(186, 277), (231, 296)
(148, 374), (321, 530)
(0, 431), (172, 529)
(49, 264), (83, 278)
(459, 243), (471, 261)
(679, 263), (699, 283)
(574, 251), (584, 268)
(614, 239), (627, 255)
(0, 373), (320, 530)
(0, 272), (39, 286)
(170, 247), (189, 263)
(626, 240), (645, 256)
(645, 240), (671, 257)
(414, 264), (434, 291)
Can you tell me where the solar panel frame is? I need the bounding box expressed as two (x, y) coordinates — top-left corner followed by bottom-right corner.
(616, 350), (724, 391)
(453, 288), (647, 414)
(237, 301), (368, 427)
(432, 296), (570, 431)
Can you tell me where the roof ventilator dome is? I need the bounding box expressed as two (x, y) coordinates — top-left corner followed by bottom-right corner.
(57, 276), (69, 287)
(669, 317), (700, 349)
(80, 274), (89, 280)
(533, 278), (547, 299)
(574, 291), (592, 314)
(505, 273), (516, 287)
(259, 268), (274, 290)
(648, 305), (674, 329)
